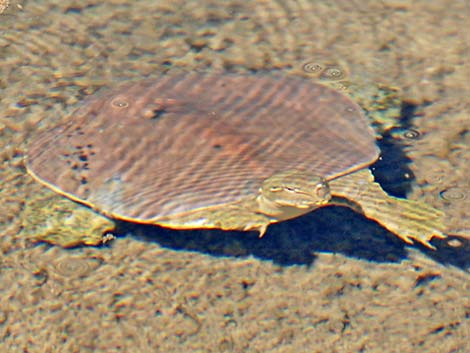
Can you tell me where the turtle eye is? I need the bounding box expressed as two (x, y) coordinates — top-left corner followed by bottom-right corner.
(284, 186), (298, 192)
(269, 186), (283, 192)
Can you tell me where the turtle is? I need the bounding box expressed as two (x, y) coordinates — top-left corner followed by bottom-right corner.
(24, 72), (446, 248)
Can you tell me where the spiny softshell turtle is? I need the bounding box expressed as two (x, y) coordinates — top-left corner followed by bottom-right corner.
(25, 72), (446, 248)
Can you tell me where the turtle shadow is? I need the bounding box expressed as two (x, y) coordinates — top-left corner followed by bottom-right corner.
(116, 207), (420, 267)
(117, 110), (469, 267)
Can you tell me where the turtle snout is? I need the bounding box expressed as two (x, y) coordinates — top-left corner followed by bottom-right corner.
(315, 181), (331, 205)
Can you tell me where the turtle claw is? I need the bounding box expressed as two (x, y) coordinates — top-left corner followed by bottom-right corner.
(399, 228), (447, 250)
(375, 198), (447, 249)
(397, 233), (436, 250)
(257, 224), (268, 238)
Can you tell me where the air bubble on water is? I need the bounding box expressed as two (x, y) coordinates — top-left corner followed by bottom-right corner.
(111, 98), (129, 108)
(302, 62), (323, 74)
(403, 129), (421, 140)
(439, 187), (467, 201)
(320, 66), (346, 81)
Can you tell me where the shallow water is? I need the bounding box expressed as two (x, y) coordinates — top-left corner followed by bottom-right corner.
(0, 1), (469, 352)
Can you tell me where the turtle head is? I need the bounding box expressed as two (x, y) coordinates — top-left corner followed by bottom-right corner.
(260, 170), (331, 210)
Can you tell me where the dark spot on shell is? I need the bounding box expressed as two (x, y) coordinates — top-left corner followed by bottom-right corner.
(150, 108), (167, 120)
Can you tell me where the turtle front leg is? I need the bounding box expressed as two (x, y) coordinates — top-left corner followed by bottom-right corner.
(158, 204), (273, 236)
(328, 169), (446, 249)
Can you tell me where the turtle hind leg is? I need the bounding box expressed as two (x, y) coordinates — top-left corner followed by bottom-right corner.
(328, 168), (446, 249)
(22, 189), (115, 248)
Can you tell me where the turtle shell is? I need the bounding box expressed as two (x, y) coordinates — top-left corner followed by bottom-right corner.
(26, 73), (379, 223)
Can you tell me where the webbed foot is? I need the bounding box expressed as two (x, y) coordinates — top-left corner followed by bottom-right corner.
(373, 197), (446, 249)
(329, 169), (447, 249)
(22, 188), (115, 247)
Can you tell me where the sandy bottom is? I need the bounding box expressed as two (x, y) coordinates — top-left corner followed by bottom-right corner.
(0, 0), (469, 352)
